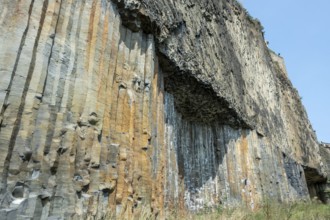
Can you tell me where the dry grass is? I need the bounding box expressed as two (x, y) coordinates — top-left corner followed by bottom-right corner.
(189, 201), (330, 220)
(105, 200), (330, 219)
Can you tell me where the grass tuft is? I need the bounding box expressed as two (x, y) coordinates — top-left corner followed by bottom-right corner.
(189, 201), (330, 220)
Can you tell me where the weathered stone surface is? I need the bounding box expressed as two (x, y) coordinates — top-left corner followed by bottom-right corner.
(0, 0), (327, 219)
(319, 143), (330, 203)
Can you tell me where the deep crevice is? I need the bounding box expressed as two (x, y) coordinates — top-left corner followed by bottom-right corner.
(41, 0), (63, 98)
(303, 166), (327, 203)
(41, 0), (64, 156)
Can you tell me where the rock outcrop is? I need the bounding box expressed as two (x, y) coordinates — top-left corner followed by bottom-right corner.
(0, 0), (327, 219)
(319, 143), (330, 203)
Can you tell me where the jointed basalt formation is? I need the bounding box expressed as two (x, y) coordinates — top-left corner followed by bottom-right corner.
(319, 143), (330, 202)
(0, 0), (328, 219)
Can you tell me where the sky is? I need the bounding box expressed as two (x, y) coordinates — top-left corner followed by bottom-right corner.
(239, 0), (330, 142)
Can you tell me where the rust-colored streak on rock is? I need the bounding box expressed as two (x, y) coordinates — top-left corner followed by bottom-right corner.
(0, 0), (327, 219)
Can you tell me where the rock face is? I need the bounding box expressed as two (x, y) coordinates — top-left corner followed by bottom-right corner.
(319, 143), (330, 203)
(0, 0), (327, 219)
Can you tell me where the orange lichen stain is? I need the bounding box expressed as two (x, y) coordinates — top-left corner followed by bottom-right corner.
(85, 0), (98, 74)
(241, 130), (248, 176)
(96, 9), (109, 100)
(226, 148), (237, 196)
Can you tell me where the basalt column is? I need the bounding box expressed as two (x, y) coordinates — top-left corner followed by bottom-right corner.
(0, 1), (167, 219)
(163, 93), (310, 211)
(0, 0), (327, 219)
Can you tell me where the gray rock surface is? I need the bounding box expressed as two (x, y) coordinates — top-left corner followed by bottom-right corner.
(0, 0), (328, 219)
(319, 143), (330, 203)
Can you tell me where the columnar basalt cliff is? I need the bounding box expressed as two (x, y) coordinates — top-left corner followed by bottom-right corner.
(0, 0), (327, 219)
(319, 143), (330, 203)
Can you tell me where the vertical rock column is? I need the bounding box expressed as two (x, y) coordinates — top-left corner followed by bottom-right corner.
(0, 0), (323, 219)
(0, 0), (166, 219)
(164, 93), (310, 211)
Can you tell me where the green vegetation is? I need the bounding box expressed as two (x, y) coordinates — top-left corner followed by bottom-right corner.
(106, 200), (330, 219)
(190, 201), (330, 220)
